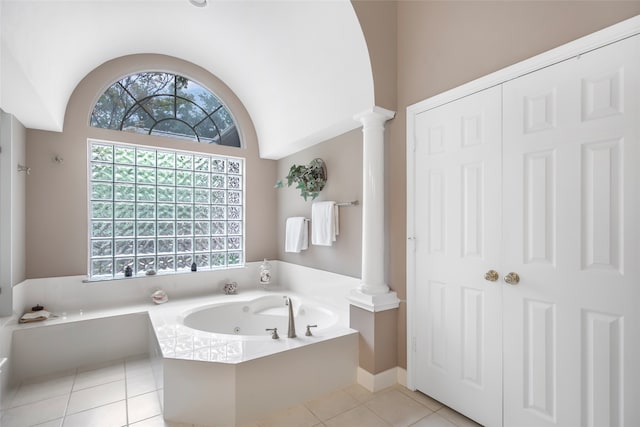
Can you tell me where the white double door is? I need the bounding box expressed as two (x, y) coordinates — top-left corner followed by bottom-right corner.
(411, 34), (640, 427)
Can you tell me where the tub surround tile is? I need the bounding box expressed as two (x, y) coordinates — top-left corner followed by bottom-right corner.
(148, 291), (357, 364)
(62, 400), (127, 427)
(66, 380), (126, 415)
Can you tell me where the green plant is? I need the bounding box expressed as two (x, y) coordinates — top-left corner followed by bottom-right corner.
(275, 158), (327, 201)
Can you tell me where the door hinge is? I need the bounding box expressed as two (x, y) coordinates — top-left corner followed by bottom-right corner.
(408, 236), (417, 253)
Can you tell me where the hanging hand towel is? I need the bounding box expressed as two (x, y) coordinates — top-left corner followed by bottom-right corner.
(285, 217), (309, 253)
(312, 201), (338, 246)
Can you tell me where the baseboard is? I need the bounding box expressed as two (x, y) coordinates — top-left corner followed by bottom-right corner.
(357, 366), (407, 392)
(396, 367), (407, 388)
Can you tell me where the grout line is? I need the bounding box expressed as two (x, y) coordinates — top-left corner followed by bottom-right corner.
(62, 367), (79, 421)
(124, 358), (130, 427)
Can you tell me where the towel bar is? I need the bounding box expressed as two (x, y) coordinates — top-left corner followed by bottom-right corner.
(336, 200), (359, 207)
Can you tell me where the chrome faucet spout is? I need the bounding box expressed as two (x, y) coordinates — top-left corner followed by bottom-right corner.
(287, 297), (296, 338)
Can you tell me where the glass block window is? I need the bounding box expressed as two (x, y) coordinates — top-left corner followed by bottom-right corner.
(89, 140), (244, 279)
(90, 72), (241, 147)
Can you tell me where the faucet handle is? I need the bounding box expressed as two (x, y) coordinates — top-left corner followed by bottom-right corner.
(305, 324), (318, 336)
(266, 328), (279, 339)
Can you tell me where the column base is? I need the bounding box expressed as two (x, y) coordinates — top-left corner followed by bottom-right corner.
(348, 288), (400, 312)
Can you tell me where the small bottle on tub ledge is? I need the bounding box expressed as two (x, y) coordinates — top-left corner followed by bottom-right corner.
(259, 258), (272, 288)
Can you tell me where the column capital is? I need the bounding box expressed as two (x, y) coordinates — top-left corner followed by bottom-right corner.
(353, 106), (396, 127)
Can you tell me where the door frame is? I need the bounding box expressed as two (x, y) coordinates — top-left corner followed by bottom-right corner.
(406, 14), (640, 391)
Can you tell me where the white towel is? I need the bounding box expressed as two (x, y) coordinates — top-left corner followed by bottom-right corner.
(285, 217), (309, 253)
(311, 201), (339, 246)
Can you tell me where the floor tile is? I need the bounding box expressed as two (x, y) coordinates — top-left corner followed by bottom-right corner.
(125, 355), (154, 378)
(126, 371), (158, 398)
(21, 370), (77, 386)
(32, 419), (64, 427)
(257, 404), (321, 427)
(130, 415), (192, 427)
(66, 380), (126, 415)
(62, 400), (127, 427)
(304, 389), (361, 421)
(10, 374), (74, 408)
(395, 387), (444, 412)
(436, 407), (483, 427)
(128, 391), (162, 424)
(2, 388), (19, 410)
(411, 412), (457, 427)
(342, 383), (375, 403)
(4, 358), (483, 427)
(365, 389), (432, 427)
(73, 361), (125, 391)
(324, 405), (388, 427)
(157, 388), (164, 411)
(1, 394), (68, 427)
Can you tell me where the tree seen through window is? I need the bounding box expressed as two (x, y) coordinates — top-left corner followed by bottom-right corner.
(91, 72), (241, 147)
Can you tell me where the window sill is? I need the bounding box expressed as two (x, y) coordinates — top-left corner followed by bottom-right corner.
(83, 264), (246, 283)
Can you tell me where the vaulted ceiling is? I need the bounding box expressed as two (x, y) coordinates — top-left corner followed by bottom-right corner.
(0, 0), (374, 159)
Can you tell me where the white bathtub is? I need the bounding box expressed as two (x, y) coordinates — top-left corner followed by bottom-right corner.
(149, 290), (359, 426)
(181, 294), (338, 337)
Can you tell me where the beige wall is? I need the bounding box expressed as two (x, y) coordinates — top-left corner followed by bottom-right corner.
(276, 129), (363, 278)
(25, 54), (278, 278)
(352, 0), (397, 111)
(390, 1), (640, 369)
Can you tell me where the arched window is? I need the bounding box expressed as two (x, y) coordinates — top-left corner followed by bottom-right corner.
(90, 72), (241, 147)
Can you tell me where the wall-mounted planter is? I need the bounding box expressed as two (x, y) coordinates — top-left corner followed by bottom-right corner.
(276, 158), (327, 201)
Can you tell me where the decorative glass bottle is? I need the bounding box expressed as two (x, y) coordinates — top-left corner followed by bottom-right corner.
(259, 259), (272, 287)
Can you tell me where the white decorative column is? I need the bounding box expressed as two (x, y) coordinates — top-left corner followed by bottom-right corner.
(349, 106), (399, 312)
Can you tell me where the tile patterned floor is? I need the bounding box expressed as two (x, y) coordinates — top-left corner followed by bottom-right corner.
(0, 355), (482, 427)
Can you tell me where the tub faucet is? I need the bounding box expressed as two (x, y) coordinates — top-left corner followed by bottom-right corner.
(286, 297), (297, 338)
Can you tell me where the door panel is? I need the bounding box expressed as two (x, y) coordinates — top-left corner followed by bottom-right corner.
(413, 86), (502, 427)
(503, 35), (640, 427)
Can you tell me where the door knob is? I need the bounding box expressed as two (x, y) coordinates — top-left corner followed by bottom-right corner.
(484, 270), (499, 282)
(504, 272), (520, 285)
